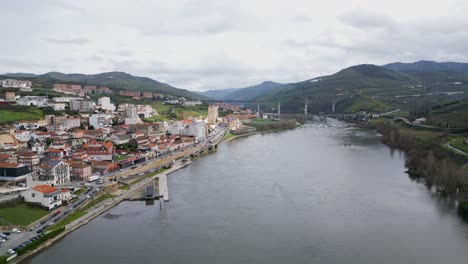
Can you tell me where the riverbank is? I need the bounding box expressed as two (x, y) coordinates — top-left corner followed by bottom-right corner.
(365, 118), (468, 218)
(11, 161), (192, 263)
(225, 120), (300, 143)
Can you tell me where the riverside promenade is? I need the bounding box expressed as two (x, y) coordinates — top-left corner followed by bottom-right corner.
(12, 161), (191, 263)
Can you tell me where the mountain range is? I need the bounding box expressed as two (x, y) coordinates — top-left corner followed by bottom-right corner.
(1, 71), (207, 100)
(3, 60), (468, 113)
(199, 60), (468, 113)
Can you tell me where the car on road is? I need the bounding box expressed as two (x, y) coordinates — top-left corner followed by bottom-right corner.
(12, 228), (21, 234)
(7, 249), (15, 254)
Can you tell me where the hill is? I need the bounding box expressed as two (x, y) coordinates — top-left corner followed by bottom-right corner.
(250, 64), (417, 113)
(221, 81), (285, 101)
(384, 60), (468, 74)
(1, 71), (206, 100)
(426, 100), (468, 128)
(198, 88), (239, 100)
(383, 61), (468, 93)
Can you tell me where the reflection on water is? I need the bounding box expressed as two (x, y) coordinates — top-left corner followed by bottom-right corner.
(30, 120), (468, 264)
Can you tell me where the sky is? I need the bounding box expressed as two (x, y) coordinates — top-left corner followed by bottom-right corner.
(1, 0), (468, 91)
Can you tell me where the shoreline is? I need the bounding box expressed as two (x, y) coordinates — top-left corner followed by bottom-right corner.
(12, 158), (196, 263)
(12, 126), (288, 263)
(224, 127), (299, 143)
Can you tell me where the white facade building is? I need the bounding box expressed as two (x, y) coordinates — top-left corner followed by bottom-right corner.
(63, 118), (81, 130)
(98, 97), (115, 112)
(17, 96), (49, 107)
(89, 114), (112, 129)
(24, 184), (62, 210)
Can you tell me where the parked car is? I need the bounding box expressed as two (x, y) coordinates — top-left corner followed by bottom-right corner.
(12, 228), (21, 234)
(2, 232), (11, 236)
(7, 249), (15, 254)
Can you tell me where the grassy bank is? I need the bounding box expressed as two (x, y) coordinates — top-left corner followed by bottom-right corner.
(367, 118), (468, 218)
(0, 203), (48, 226)
(0, 105), (44, 124)
(245, 119), (297, 132)
(82, 194), (116, 210)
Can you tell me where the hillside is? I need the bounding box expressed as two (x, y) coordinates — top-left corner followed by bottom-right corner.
(198, 88), (239, 100)
(1, 71), (207, 100)
(250, 64), (418, 113)
(384, 60), (468, 74)
(221, 81), (285, 101)
(426, 100), (468, 128)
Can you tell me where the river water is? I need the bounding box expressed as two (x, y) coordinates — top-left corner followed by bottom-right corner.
(29, 120), (468, 264)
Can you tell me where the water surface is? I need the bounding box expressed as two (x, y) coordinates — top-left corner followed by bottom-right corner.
(29, 121), (468, 264)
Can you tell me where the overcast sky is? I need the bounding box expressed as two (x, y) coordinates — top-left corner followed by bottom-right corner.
(1, 0), (468, 91)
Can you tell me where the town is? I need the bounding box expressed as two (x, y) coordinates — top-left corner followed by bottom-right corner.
(0, 78), (264, 260)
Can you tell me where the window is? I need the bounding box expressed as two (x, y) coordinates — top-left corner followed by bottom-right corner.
(32, 193), (35, 198)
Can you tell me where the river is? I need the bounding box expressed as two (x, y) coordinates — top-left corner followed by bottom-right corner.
(28, 120), (468, 264)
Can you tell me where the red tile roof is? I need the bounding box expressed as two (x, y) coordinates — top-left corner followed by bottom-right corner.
(32, 184), (59, 194)
(0, 163), (23, 168)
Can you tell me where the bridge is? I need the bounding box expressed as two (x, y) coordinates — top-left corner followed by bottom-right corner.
(202, 99), (338, 119)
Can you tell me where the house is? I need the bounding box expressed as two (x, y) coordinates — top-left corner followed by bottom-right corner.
(17, 151), (40, 170)
(109, 134), (132, 145)
(90, 160), (119, 173)
(70, 162), (92, 181)
(36, 159), (70, 185)
(31, 142), (46, 154)
(44, 148), (65, 158)
(82, 141), (114, 161)
(0, 153), (17, 164)
(61, 188), (72, 204)
(24, 184), (62, 210)
(0, 163), (31, 181)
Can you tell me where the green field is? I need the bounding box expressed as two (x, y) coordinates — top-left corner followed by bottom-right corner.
(427, 100), (468, 128)
(0, 203), (49, 226)
(448, 137), (468, 154)
(0, 105), (44, 124)
(344, 96), (391, 113)
(151, 101), (207, 120)
(370, 118), (444, 144)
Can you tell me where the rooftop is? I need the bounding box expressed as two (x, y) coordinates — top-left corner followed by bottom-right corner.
(32, 184), (59, 194)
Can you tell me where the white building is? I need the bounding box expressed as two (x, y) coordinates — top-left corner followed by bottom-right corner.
(136, 105), (157, 118)
(186, 122), (206, 141)
(167, 122), (184, 135)
(124, 105), (142, 125)
(14, 130), (35, 141)
(17, 96), (49, 107)
(24, 184), (62, 210)
(182, 100), (202, 106)
(52, 102), (67, 111)
(98, 97), (115, 112)
(0, 79), (32, 88)
(63, 118), (81, 130)
(89, 114), (112, 129)
(70, 99), (96, 112)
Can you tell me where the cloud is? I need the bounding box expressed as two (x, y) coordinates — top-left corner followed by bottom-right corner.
(1, 0), (467, 90)
(45, 37), (91, 45)
(339, 11), (397, 30)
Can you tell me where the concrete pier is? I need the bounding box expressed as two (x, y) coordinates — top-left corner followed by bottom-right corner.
(159, 173), (169, 201)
